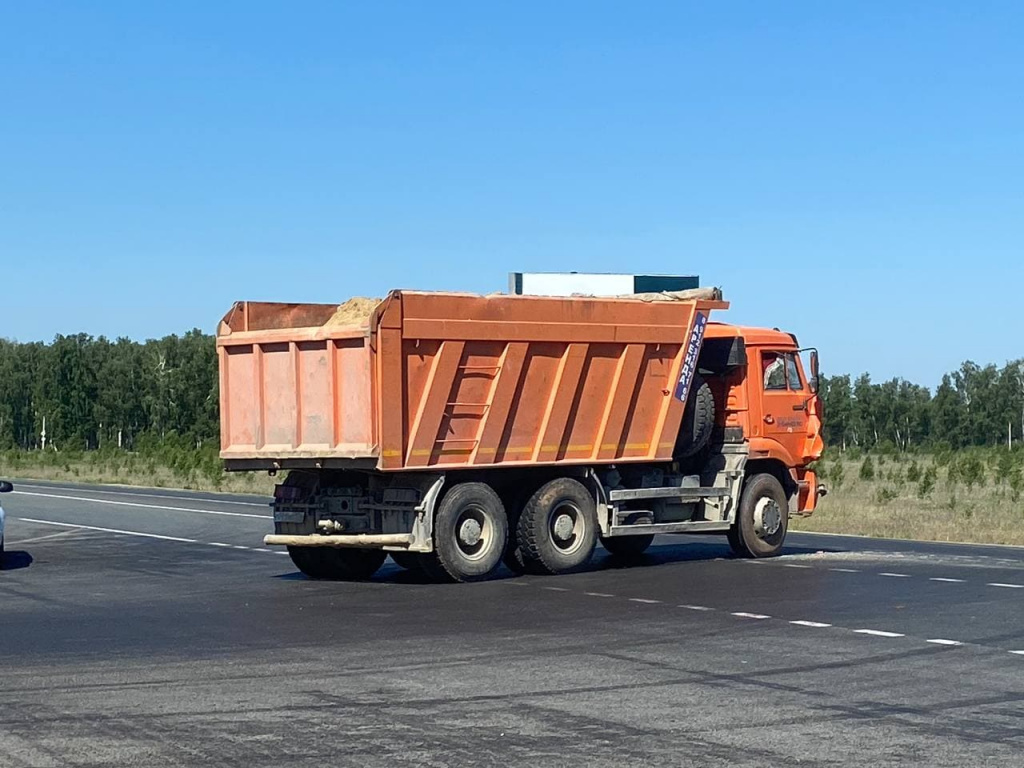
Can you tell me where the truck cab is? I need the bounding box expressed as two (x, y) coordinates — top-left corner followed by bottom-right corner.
(701, 323), (825, 517)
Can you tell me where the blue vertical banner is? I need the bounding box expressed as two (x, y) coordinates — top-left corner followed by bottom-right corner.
(674, 312), (708, 402)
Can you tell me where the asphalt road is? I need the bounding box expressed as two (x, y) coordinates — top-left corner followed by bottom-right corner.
(2, 480), (1023, 767)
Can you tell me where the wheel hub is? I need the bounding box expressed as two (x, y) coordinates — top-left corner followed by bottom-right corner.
(753, 497), (782, 538)
(459, 518), (483, 547)
(552, 513), (575, 541)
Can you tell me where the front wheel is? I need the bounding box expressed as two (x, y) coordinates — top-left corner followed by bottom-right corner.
(288, 547), (387, 580)
(728, 473), (789, 558)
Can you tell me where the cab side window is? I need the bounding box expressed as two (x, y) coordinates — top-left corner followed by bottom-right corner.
(786, 355), (803, 390)
(763, 352), (803, 392)
(762, 352), (787, 391)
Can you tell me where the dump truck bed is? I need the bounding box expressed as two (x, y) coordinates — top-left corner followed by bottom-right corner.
(218, 290), (726, 472)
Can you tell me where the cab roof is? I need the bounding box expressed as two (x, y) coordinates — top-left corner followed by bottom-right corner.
(705, 321), (798, 348)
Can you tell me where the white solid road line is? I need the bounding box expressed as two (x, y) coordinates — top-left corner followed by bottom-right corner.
(19, 517), (198, 544)
(13, 490), (270, 520)
(7, 529), (88, 546)
(19, 517), (268, 554)
(732, 612), (771, 619)
(855, 629), (906, 638)
(14, 483), (269, 507)
(790, 620), (832, 628)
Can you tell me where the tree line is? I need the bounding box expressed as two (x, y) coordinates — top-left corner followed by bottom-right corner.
(821, 361), (1024, 452)
(0, 332), (1021, 454)
(0, 332), (217, 451)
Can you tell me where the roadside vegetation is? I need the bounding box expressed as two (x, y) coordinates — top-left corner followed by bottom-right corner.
(0, 332), (1022, 540)
(0, 437), (275, 495)
(794, 445), (1024, 546)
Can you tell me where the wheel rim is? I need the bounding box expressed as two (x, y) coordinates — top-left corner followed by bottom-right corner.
(753, 496), (782, 538)
(455, 504), (492, 561)
(548, 500), (586, 554)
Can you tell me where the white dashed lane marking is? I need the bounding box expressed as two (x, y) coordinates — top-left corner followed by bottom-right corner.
(538, 583), (1024, 659)
(757, 557), (1024, 593)
(854, 629), (906, 638)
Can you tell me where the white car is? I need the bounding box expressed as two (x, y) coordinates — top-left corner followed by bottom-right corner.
(0, 481), (11, 559)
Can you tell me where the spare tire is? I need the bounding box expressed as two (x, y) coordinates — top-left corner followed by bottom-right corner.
(674, 373), (715, 458)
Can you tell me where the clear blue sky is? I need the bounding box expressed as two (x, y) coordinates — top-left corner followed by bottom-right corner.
(2, 1), (1021, 388)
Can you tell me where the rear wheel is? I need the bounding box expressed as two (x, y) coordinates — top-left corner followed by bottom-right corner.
(728, 473), (789, 558)
(425, 482), (508, 582)
(519, 477), (598, 574)
(500, 486), (535, 574)
(601, 533), (654, 559)
(288, 547), (387, 580)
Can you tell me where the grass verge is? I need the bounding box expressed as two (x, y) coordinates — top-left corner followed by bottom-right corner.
(793, 450), (1024, 546)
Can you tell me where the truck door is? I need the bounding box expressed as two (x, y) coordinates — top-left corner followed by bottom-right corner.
(758, 350), (810, 462)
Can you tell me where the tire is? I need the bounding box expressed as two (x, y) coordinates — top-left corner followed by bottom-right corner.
(601, 533), (654, 558)
(390, 551), (423, 571)
(502, 535), (528, 575)
(427, 482), (508, 582)
(500, 486), (534, 574)
(675, 373), (715, 458)
(519, 478), (598, 575)
(288, 546), (387, 580)
(728, 473), (789, 558)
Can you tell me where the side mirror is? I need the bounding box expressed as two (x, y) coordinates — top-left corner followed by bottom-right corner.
(0, 481), (13, 493)
(805, 348), (820, 394)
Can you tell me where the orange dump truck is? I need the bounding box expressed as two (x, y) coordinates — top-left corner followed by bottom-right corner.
(218, 289), (825, 582)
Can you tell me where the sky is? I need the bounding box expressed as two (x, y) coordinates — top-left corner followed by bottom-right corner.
(1, 1), (1021, 389)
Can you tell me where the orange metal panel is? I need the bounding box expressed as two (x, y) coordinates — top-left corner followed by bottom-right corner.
(218, 291), (724, 469)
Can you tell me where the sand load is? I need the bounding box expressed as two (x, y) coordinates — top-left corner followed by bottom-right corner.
(325, 297), (381, 327)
